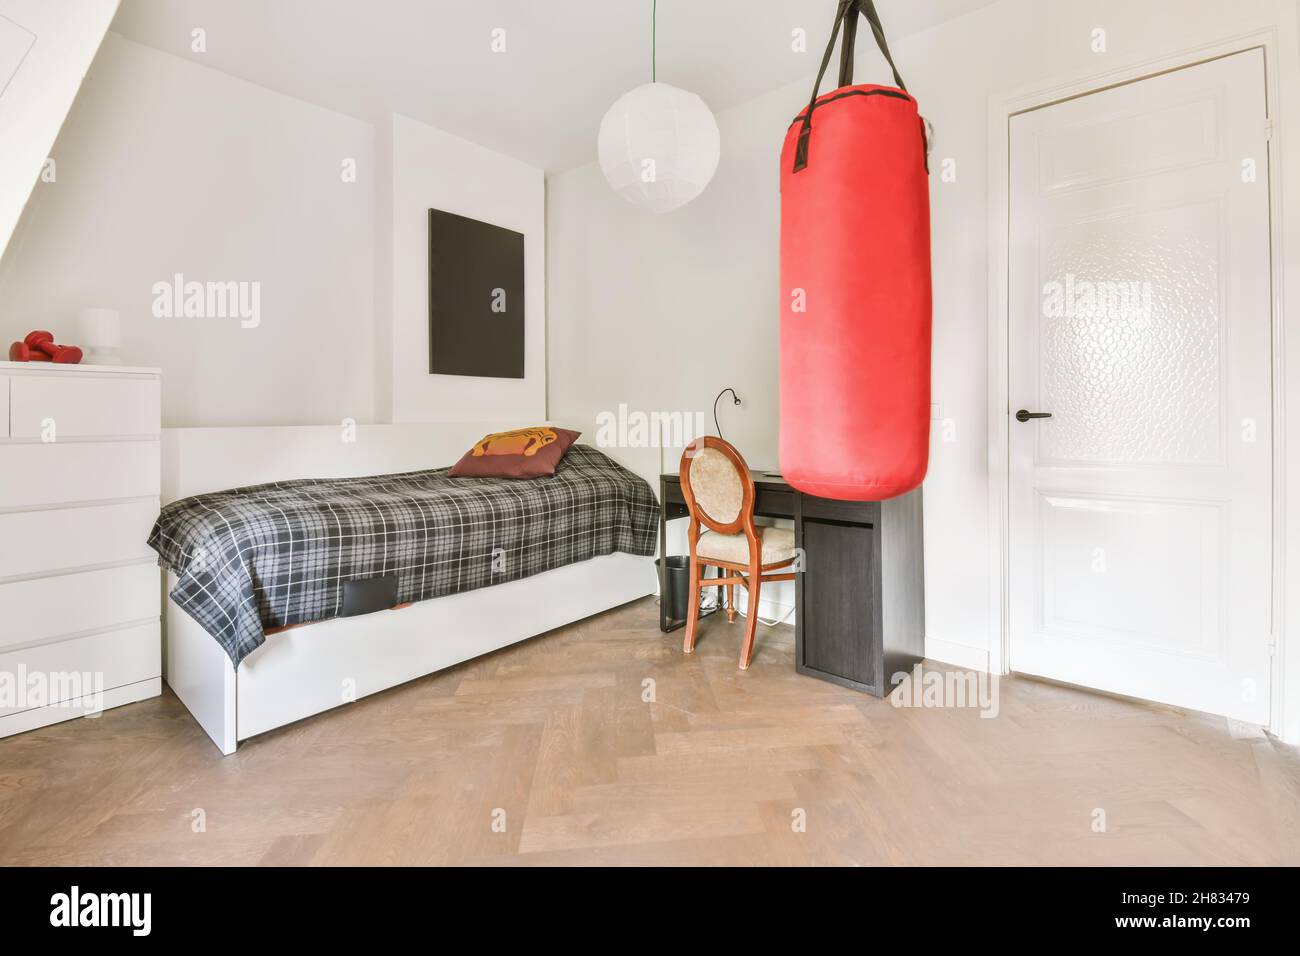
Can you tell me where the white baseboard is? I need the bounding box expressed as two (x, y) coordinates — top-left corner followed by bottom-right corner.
(925, 636), (990, 672)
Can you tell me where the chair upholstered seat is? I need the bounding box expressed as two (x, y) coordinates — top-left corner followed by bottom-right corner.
(696, 526), (796, 566)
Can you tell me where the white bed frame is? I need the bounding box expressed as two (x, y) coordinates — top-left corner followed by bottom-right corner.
(160, 421), (660, 755)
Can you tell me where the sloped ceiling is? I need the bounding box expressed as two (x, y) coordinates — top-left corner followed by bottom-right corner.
(0, 0), (119, 260)
(111, 0), (1000, 171)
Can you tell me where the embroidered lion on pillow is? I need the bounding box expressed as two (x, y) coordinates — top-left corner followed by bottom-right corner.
(472, 427), (559, 458)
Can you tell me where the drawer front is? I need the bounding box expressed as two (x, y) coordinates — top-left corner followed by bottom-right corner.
(754, 488), (795, 518)
(0, 563), (160, 652)
(801, 496), (878, 525)
(9, 375), (159, 439)
(0, 440), (159, 508)
(0, 500), (159, 579)
(661, 479), (686, 507)
(0, 376), (8, 438)
(0, 622), (161, 717)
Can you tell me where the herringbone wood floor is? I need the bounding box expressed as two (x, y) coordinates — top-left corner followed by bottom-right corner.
(1, 596), (1298, 866)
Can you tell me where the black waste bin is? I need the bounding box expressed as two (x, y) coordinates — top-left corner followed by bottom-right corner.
(656, 556), (691, 622)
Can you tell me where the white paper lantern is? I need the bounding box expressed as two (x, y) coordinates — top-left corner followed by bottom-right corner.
(598, 82), (720, 213)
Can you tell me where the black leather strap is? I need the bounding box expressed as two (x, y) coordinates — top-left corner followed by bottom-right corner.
(795, 0), (908, 172)
(837, 0), (858, 88)
(857, 0), (906, 91)
(793, 0), (851, 172)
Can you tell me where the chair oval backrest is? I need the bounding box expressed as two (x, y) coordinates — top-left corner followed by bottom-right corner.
(679, 437), (755, 534)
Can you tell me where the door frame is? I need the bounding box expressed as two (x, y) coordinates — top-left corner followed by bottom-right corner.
(985, 28), (1299, 741)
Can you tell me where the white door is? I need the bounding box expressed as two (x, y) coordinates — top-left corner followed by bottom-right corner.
(1008, 50), (1273, 724)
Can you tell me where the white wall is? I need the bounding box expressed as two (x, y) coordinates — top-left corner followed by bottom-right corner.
(547, 0), (1300, 697)
(548, 85), (784, 470)
(548, 83), (795, 615)
(0, 36), (547, 429)
(379, 112), (545, 423)
(0, 33), (374, 427)
(0, 0), (118, 262)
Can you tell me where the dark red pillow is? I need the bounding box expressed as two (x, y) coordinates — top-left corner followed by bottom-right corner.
(449, 427), (581, 478)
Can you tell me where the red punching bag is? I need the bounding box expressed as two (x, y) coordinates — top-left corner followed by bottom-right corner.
(779, 0), (932, 501)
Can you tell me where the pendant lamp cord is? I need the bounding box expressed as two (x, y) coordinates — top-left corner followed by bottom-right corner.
(651, 0), (657, 81)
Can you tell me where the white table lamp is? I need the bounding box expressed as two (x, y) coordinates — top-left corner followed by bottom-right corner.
(77, 308), (122, 365)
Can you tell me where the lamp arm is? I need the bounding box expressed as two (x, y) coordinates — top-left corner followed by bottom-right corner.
(713, 387), (742, 440)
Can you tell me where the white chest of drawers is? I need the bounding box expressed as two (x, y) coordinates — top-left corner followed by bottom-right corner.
(0, 361), (162, 738)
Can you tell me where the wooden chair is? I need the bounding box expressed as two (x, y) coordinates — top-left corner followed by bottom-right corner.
(679, 437), (798, 669)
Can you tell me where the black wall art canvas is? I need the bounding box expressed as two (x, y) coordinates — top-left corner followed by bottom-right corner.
(428, 208), (525, 378)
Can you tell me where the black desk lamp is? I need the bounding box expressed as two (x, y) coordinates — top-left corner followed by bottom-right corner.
(713, 387), (741, 440)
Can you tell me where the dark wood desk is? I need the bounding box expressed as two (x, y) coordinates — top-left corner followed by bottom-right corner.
(658, 472), (925, 697)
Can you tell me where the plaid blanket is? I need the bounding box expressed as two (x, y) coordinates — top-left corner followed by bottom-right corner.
(149, 444), (658, 665)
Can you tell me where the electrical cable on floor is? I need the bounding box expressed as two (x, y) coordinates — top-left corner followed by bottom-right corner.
(653, 592), (720, 612)
(657, 573), (784, 625)
(728, 594), (795, 628)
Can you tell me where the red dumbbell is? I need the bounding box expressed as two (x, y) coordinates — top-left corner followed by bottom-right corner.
(7, 341), (50, 361)
(11, 330), (53, 361)
(8, 330), (81, 363)
(39, 342), (84, 364)
(25, 330), (82, 364)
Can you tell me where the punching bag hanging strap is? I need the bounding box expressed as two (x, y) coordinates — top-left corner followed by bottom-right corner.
(793, 1), (851, 172)
(794, 0), (908, 172)
(837, 1), (858, 88)
(855, 0), (907, 92)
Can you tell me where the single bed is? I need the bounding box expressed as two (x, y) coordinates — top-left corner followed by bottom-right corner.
(156, 422), (661, 754)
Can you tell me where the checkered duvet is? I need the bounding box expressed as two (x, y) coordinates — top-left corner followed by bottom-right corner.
(148, 444), (658, 665)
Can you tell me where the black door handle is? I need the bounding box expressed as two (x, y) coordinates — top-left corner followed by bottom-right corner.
(1015, 409), (1053, 422)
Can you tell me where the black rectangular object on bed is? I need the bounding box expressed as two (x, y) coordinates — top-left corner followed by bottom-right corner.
(428, 208), (525, 379)
(341, 575), (399, 617)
